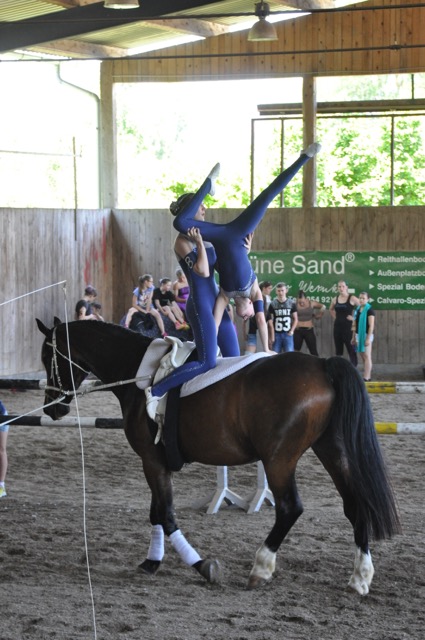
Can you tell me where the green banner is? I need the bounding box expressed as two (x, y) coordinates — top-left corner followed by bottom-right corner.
(248, 251), (425, 310)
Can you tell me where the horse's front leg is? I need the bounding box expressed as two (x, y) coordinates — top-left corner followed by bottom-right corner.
(138, 449), (220, 584)
(139, 521), (164, 576)
(248, 474), (303, 589)
(140, 501), (222, 584)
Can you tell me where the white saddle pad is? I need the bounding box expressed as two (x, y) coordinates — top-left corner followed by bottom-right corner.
(180, 353), (269, 397)
(135, 338), (269, 396)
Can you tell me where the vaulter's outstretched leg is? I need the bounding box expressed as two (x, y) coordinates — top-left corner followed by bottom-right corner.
(232, 142), (321, 236)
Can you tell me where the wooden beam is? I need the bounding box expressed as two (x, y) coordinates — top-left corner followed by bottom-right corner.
(283, 0), (335, 9)
(148, 18), (229, 38)
(258, 99), (425, 115)
(302, 76), (317, 208)
(28, 39), (130, 59)
(100, 62), (117, 208)
(0, 0), (222, 53)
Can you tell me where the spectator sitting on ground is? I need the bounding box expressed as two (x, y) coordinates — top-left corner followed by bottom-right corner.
(124, 274), (167, 337)
(92, 302), (105, 322)
(152, 278), (189, 331)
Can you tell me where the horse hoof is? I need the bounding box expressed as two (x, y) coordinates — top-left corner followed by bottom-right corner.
(195, 558), (221, 584)
(247, 574), (270, 590)
(138, 559), (161, 575)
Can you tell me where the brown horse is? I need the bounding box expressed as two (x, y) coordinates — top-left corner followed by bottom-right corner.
(36, 318), (400, 593)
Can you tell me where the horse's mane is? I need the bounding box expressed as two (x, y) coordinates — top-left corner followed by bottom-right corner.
(61, 320), (153, 349)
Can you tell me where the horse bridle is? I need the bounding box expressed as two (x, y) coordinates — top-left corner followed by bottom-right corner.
(44, 326), (90, 400)
(44, 326), (150, 403)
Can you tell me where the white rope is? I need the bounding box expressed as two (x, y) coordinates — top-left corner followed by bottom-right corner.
(0, 280), (67, 306)
(44, 373), (151, 398)
(2, 278), (98, 638)
(61, 284), (98, 640)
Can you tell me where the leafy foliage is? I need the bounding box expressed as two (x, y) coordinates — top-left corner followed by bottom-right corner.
(116, 76), (425, 209)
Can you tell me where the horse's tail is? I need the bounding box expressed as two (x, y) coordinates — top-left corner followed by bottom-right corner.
(324, 356), (401, 540)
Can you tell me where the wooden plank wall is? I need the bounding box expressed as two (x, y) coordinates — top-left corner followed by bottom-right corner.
(0, 209), (113, 376)
(111, 1), (425, 82)
(1, 206), (424, 374)
(112, 206), (425, 366)
(111, 209), (176, 325)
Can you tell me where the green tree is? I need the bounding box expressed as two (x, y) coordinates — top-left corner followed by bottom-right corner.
(315, 115), (425, 206)
(379, 118), (425, 205)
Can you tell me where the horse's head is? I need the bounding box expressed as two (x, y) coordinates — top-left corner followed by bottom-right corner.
(36, 317), (90, 420)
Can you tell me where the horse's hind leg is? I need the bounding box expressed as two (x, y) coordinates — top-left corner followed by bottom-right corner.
(248, 473), (303, 589)
(312, 441), (374, 595)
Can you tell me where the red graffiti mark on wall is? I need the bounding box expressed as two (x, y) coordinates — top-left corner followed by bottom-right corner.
(83, 216), (108, 284)
(84, 260), (91, 285)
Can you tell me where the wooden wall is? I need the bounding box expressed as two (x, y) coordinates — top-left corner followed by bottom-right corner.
(112, 206), (425, 366)
(2, 206), (425, 375)
(0, 209), (113, 376)
(110, 1), (425, 82)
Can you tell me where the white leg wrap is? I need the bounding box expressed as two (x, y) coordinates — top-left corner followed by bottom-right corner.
(249, 543), (276, 582)
(169, 529), (202, 566)
(348, 547), (375, 596)
(146, 524), (165, 561)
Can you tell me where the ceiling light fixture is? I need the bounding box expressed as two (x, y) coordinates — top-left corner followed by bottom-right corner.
(248, 1), (278, 42)
(104, 0), (140, 9)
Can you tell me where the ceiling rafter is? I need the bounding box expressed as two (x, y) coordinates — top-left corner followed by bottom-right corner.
(28, 39), (130, 59)
(148, 19), (229, 38)
(0, 0), (222, 53)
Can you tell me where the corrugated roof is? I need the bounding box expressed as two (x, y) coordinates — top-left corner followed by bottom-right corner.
(0, 1), (368, 60)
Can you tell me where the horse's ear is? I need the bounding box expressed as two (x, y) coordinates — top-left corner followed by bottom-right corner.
(36, 318), (49, 336)
(53, 317), (62, 326)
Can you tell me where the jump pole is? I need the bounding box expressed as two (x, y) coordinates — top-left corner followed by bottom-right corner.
(3, 379), (425, 394)
(365, 381), (425, 394)
(375, 422), (425, 434)
(0, 378), (102, 391)
(5, 415), (424, 435)
(0, 415), (122, 428)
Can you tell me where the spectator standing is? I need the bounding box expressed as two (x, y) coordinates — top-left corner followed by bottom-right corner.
(352, 291), (375, 381)
(259, 281), (273, 308)
(244, 314), (258, 355)
(268, 283), (298, 353)
(294, 290), (326, 356)
(329, 280), (359, 366)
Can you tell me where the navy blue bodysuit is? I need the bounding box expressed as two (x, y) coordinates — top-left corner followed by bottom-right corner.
(173, 153), (312, 296)
(152, 241), (239, 397)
